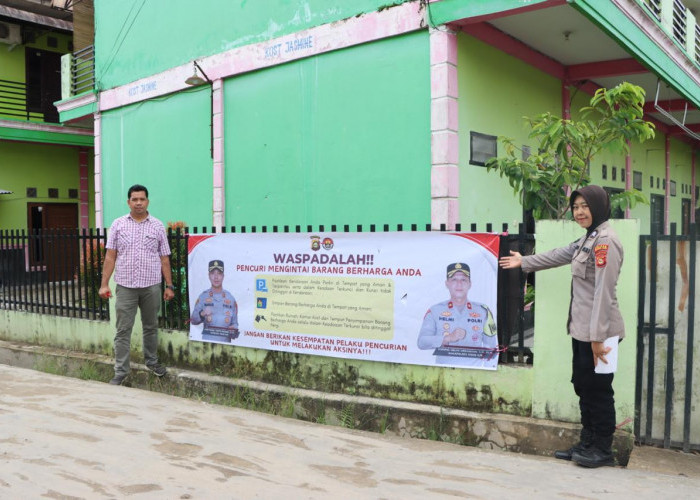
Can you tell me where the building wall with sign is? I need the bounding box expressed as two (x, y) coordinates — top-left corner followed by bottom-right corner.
(94, 0), (415, 91)
(96, 2), (431, 228)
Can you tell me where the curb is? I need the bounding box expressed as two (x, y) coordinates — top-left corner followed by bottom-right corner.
(0, 339), (633, 465)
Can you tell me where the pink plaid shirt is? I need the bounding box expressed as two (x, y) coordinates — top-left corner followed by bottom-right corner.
(106, 213), (171, 288)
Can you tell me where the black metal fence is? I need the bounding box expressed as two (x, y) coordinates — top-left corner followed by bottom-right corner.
(0, 228), (109, 320)
(0, 224), (535, 364)
(636, 222), (699, 452)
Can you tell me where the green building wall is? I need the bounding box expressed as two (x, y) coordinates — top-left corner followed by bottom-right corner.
(94, 0), (413, 90)
(457, 33), (564, 228)
(100, 86), (212, 226)
(456, 31), (696, 233)
(223, 31), (430, 227)
(0, 141), (93, 230)
(531, 219), (639, 425)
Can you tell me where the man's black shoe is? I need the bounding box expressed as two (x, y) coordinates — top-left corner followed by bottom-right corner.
(109, 374), (127, 385)
(147, 363), (167, 377)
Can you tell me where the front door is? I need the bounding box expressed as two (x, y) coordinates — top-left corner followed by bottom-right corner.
(27, 203), (79, 281)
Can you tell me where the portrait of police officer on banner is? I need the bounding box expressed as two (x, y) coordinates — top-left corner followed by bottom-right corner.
(417, 262), (498, 368)
(190, 260), (240, 343)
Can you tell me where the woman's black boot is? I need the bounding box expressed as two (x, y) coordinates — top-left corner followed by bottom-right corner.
(554, 428), (593, 461)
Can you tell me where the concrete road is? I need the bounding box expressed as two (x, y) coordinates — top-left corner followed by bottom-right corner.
(1, 364), (699, 500)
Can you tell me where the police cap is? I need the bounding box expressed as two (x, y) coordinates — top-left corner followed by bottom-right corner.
(446, 262), (470, 278)
(209, 260), (224, 272)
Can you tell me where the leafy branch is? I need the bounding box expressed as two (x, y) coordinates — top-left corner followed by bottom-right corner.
(486, 82), (655, 219)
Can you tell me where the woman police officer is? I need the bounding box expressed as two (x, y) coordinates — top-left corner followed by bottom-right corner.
(499, 185), (624, 468)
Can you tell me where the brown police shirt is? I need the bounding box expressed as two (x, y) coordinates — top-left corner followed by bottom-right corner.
(521, 221), (625, 342)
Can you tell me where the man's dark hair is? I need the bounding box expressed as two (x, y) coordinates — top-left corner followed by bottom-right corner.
(127, 184), (149, 199)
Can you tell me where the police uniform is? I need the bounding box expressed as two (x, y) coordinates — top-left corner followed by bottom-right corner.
(520, 185), (624, 467)
(417, 263), (498, 367)
(521, 222), (624, 343)
(190, 260), (239, 342)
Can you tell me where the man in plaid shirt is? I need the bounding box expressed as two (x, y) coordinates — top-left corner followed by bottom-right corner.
(99, 184), (175, 385)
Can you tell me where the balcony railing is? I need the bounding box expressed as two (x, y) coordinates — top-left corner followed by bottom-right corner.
(639, 0), (700, 69)
(71, 45), (95, 95)
(672, 0), (687, 47)
(645, 0), (662, 21)
(0, 79), (44, 121)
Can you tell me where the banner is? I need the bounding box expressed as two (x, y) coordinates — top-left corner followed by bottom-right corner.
(187, 232), (500, 370)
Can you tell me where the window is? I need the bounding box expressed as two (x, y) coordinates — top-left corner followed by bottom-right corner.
(621, 169), (625, 182)
(633, 171), (643, 190)
(469, 132), (497, 167)
(602, 164), (607, 180)
(670, 180), (676, 196)
(68, 188), (78, 199)
(612, 166), (617, 181)
(650, 175), (654, 188)
(27, 187), (37, 198)
(48, 188), (58, 198)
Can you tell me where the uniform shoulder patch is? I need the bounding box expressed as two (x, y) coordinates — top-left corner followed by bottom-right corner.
(595, 244), (608, 268)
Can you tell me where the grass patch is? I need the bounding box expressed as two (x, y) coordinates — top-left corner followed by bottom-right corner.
(34, 356), (68, 376)
(76, 361), (102, 381)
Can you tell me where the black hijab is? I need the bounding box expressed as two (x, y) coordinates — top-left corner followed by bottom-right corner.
(569, 185), (611, 233)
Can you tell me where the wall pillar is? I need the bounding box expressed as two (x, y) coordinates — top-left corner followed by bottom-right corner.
(93, 113), (103, 229)
(665, 135), (670, 235)
(625, 141), (632, 219)
(692, 150), (696, 224)
(212, 79), (225, 229)
(430, 28), (459, 230)
(78, 147), (89, 229)
(561, 81), (571, 120)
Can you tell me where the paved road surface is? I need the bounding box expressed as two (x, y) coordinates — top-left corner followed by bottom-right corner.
(1, 364), (698, 499)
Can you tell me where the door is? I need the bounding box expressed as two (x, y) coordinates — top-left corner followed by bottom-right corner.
(28, 203), (79, 281)
(682, 199), (691, 234)
(650, 195), (664, 233)
(25, 48), (62, 123)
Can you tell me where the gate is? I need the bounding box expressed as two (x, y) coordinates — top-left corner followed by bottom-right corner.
(635, 223), (699, 451)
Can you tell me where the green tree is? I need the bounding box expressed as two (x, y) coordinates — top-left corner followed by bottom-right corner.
(486, 82), (654, 219)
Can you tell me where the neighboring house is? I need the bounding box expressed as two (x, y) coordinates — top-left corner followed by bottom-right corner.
(67, 0), (700, 235)
(0, 0), (94, 241)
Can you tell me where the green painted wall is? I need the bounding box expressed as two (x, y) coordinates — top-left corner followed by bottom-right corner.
(457, 33), (561, 230)
(100, 86), (212, 227)
(0, 141), (88, 230)
(530, 219), (639, 430)
(94, 0), (413, 90)
(223, 31), (430, 227)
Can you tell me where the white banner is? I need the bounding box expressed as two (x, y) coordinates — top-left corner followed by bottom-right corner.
(187, 232), (501, 370)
